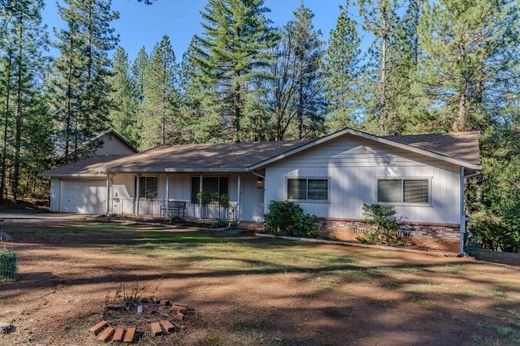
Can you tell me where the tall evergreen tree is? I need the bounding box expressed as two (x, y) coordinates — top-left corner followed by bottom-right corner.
(322, 1), (362, 131)
(132, 46), (148, 101)
(108, 46), (138, 146)
(287, 3), (326, 139)
(137, 35), (179, 150)
(357, 0), (400, 133)
(192, 0), (278, 142)
(1, 0), (50, 200)
(49, 0), (119, 162)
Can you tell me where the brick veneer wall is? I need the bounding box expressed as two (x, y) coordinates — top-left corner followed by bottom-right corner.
(315, 217), (461, 253)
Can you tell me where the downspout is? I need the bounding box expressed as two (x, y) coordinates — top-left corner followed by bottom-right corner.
(106, 174), (110, 215)
(459, 167), (465, 255)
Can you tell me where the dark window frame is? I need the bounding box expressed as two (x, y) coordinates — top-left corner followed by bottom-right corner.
(286, 177), (329, 201)
(191, 176), (229, 204)
(137, 176), (158, 200)
(376, 178), (431, 205)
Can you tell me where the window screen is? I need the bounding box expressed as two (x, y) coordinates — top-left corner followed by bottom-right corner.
(308, 179), (328, 200)
(287, 178), (328, 200)
(403, 180), (429, 203)
(377, 179), (402, 203)
(287, 179), (307, 199)
(377, 179), (429, 204)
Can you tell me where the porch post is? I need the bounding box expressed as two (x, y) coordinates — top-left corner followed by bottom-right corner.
(135, 175), (140, 216)
(199, 174), (203, 219)
(165, 173), (170, 200)
(105, 174), (110, 215)
(459, 167), (465, 255)
(237, 174), (241, 224)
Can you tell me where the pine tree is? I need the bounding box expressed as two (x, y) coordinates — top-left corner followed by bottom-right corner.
(49, 0), (119, 162)
(192, 0), (278, 142)
(287, 3), (326, 139)
(419, 0), (518, 132)
(132, 46), (148, 101)
(322, 1), (362, 131)
(3, 0), (49, 200)
(357, 0), (400, 133)
(108, 46), (138, 146)
(137, 35), (179, 150)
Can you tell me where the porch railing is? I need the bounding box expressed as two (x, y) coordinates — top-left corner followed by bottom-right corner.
(109, 198), (239, 222)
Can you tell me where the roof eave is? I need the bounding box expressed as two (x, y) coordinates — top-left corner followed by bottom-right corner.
(107, 167), (249, 173)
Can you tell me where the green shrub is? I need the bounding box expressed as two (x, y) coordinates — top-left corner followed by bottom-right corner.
(0, 248), (17, 280)
(357, 203), (403, 246)
(265, 200), (317, 238)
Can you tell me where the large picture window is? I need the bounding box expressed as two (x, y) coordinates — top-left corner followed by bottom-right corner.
(377, 178), (430, 204)
(138, 177), (158, 199)
(191, 176), (229, 203)
(287, 178), (328, 201)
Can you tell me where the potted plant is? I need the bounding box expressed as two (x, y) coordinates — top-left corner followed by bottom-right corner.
(218, 194), (230, 220)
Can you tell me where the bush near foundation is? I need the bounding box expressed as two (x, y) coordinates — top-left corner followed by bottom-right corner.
(357, 204), (403, 246)
(265, 201), (317, 238)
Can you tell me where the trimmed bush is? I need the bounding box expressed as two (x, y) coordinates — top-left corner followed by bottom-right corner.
(0, 248), (17, 280)
(357, 203), (403, 246)
(265, 200), (317, 238)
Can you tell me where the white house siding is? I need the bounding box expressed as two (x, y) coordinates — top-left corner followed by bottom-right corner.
(50, 178), (61, 212)
(94, 133), (136, 156)
(109, 172), (261, 222)
(264, 134), (461, 225)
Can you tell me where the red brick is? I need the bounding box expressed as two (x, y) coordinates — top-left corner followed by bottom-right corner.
(174, 312), (184, 321)
(170, 306), (186, 314)
(151, 322), (163, 336)
(159, 300), (170, 306)
(172, 303), (187, 309)
(123, 327), (136, 343)
(159, 320), (175, 333)
(89, 321), (108, 335)
(112, 327), (124, 342)
(97, 327), (114, 342)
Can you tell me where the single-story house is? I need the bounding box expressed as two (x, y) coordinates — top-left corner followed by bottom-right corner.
(41, 128), (481, 253)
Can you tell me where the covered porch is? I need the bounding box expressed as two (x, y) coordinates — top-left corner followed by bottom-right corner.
(106, 172), (265, 223)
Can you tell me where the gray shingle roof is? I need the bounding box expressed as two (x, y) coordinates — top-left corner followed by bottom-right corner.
(40, 131), (480, 177)
(40, 155), (127, 177)
(384, 132), (480, 166)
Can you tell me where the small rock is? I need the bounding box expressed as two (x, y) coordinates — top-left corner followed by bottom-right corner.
(0, 321), (14, 334)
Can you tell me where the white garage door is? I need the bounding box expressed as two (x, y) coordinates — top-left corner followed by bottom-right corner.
(61, 180), (106, 214)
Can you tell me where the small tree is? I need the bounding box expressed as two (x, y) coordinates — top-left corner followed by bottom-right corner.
(357, 203), (403, 246)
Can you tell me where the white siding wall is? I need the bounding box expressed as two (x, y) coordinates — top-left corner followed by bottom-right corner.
(265, 135), (461, 224)
(110, 172), (262, 222)
(50, 178), (61, 212)
(94, 133), (135, 156)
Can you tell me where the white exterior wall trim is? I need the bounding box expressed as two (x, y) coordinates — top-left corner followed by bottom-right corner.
(248, 128), (481, 171)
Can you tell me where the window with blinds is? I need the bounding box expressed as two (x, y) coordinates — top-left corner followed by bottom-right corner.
(377, 178), (429, 204)
(287, 178), (328, 201)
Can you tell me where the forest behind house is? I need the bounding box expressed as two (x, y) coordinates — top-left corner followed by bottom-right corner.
(0, 0), (518, 251)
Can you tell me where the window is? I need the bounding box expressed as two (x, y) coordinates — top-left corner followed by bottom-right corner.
(287, 178), (328, 201)
(191, 176), (229, 203)
(137, 177), (158, 199)
(377, 178), (429, 204)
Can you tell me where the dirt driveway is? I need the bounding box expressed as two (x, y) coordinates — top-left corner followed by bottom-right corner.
(1, 219), (519, 345)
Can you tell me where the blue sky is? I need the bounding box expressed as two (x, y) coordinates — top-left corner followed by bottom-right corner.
(42, 0), (363, 62)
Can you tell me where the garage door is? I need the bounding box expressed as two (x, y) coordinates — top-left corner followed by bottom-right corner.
(61, 180), (106, 214)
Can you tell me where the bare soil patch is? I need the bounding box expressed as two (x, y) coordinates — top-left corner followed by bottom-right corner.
(1, 219), (519, 345)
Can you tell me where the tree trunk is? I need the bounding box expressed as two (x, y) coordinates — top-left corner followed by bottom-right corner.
(0, 52), (12, 201)
(378, 0), (389, 131)
(11, 12), (23, 201)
